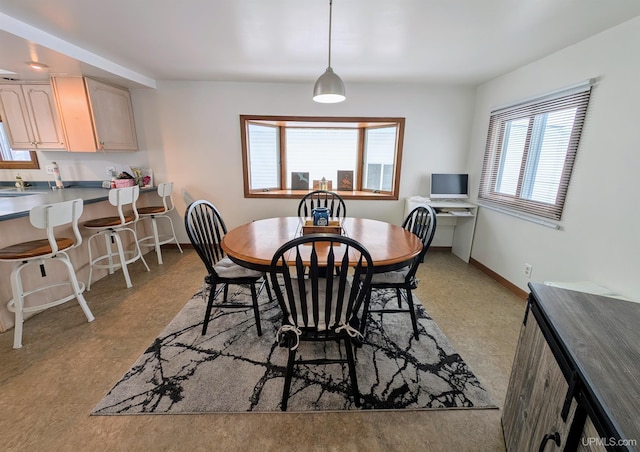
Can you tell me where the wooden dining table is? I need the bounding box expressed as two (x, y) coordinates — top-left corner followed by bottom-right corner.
(221, 217), (423, 272)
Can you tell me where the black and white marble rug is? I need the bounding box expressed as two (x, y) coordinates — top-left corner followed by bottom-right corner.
(92, 285), (496, 414)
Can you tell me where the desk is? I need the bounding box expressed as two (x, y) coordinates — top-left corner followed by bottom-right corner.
(221, 217), (422, 272)
(404, 197), (477, 262)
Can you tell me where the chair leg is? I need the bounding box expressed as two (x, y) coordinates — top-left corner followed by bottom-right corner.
(250, 283), (262, 336)
(111, 231), (133, 289)
(359, 288), (372, 336)
(104, 232), (116, 275)
(281, 347), (297, 411)
(405, 288), (420, 340)
(9, 263), (25, 349)
(396, 288), (403, 309)
(150, 216), (163, 265)
(344, 336), (361, 407)
(262, 274), (273, 302)
(165, 216), (183, 254)
(202, 283), (217, 335)
(129, 228), (151, 273)
(87, 234), (96, 291)
(59, 254), (95, 323)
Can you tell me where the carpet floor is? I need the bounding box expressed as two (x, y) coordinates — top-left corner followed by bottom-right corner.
(92, 284), (496, 414)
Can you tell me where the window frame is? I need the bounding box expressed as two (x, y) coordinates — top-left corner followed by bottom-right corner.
(240, 115), (405, 200)
(478, 82), (593, 221)
(0, 121), (40, 169)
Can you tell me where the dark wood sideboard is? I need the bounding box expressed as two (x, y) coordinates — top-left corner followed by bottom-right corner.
(503, 283), (640, 451)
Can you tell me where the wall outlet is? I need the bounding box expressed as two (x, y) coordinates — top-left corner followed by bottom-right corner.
(45, 165), (55, 175)
(524, 263), (533, 278)
(106, 166), (116, 176)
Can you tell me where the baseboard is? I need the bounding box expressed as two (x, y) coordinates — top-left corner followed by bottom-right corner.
(469, 258), (528, 299)
(164, 243), (194, 249)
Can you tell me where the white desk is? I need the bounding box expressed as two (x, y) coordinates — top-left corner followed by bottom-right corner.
(404, 197), (478, 262)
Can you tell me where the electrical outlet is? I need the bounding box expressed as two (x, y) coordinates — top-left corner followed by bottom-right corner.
(524, 263), (533, 278)
(106, 166), (116, 176)
(46, 165), (55, 175)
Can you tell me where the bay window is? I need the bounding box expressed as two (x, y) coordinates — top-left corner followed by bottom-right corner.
(240, 116), (405, 199)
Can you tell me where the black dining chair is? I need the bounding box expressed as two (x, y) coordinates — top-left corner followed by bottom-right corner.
(297, 190), (347, 219)
(184, 200), (272, 336)
(360, 205), (437, 340)
(269, 233), (373, 411)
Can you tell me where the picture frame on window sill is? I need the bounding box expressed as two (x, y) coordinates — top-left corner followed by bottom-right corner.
(291, 172), (310, 190)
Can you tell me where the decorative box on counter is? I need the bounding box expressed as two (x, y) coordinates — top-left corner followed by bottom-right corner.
(113, 179), (135, 188)
(302, 219), (343, 235)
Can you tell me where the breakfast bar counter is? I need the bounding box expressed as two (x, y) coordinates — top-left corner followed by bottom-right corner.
(0, 183), (157, 333)
(0, 183), (156, 221)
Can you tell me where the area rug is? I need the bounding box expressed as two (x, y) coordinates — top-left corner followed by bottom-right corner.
(92, 284), (496, 414)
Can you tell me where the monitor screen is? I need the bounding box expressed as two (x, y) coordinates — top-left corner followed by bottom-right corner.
(430, 173), (469, 199)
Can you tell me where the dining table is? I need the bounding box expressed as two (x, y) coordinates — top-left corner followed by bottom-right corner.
(221, 216), (423, 272)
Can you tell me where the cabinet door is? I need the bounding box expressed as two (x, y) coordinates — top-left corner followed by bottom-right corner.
(22, 84), (65, 149)
(502, 311), (577, 451)
(0, 85), (34, 149)
(576, 416), (608, 452)
(85, 78), (137, 151)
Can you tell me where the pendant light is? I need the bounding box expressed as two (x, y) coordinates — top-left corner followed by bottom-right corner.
(313, 0), (345, 103)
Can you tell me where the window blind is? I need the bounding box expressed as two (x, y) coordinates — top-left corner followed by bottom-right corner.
(478, 80), (594, 221)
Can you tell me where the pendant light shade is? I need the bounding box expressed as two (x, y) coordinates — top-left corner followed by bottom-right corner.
(313, 67), (345, 103)
(313, 0), (345, 103)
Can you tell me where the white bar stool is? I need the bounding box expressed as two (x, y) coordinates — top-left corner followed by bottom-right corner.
(85, 185), (150, 290)
(136, 182), (183, 265)
(0, 198), (95, 349)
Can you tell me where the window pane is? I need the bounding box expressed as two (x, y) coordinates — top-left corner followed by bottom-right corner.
(478, 82), (592, 220)
(285, 128), (357, 188)
(0, 122), (30, 161)
(496, 118), (528, 196)
(522, 108), (576, 204)
(248, 123), (279, 190)
(363, 126), (396, 191)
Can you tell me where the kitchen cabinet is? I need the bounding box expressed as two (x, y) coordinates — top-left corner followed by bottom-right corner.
(503, 283), (640, 451)
(502, 302), (577, 451)
(0, 83), (65, 150)
(50, 76), (138, 152)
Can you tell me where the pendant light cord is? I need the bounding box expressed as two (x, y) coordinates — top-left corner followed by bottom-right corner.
(327, 0), (333, 68)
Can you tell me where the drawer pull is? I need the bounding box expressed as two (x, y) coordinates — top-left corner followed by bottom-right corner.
(538, 432), (560, 451)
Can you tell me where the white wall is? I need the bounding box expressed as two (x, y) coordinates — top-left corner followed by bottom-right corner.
(0, 144), (152, 185)
(130, 81), (476, 236)
(467, 17), (640, 300)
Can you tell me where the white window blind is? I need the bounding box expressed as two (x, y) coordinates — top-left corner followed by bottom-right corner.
(478, 80), (594, 221)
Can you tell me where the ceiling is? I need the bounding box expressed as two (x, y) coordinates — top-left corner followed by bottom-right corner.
(1, 0), (640, 89)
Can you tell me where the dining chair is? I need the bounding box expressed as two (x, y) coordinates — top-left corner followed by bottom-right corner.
(269, 233), (374, 411)
(85, 185), (150, 290)
(360, 205), (437, 340)
(136, 182), (183, 265)
(297, 190), (346, 219)
(184, 200), (272, 336)
(0, 198), (95, 348)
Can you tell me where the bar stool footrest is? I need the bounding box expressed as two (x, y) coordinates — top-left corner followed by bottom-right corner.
(7, 281), (86, 314)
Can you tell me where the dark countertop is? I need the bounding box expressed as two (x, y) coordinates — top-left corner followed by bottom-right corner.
(529, 282), (640, 450)
(0, 181), (156, 221)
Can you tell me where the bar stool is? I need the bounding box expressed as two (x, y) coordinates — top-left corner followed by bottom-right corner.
(0, 198), (95, 349)
(136, 182), (183, 265)
(85, 185), (150, 290)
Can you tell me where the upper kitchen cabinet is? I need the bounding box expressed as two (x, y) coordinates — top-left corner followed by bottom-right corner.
(51, 76), (138, 152)
(0, 83), (66, 150)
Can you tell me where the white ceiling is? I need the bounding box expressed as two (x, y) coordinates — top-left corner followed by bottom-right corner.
(1, 0), (640, 89)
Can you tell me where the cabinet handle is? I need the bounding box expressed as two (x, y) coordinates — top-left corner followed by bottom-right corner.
(538, 432), (560, 452)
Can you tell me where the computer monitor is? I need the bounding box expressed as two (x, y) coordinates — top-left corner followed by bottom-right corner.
(430, 173), (469, 199)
